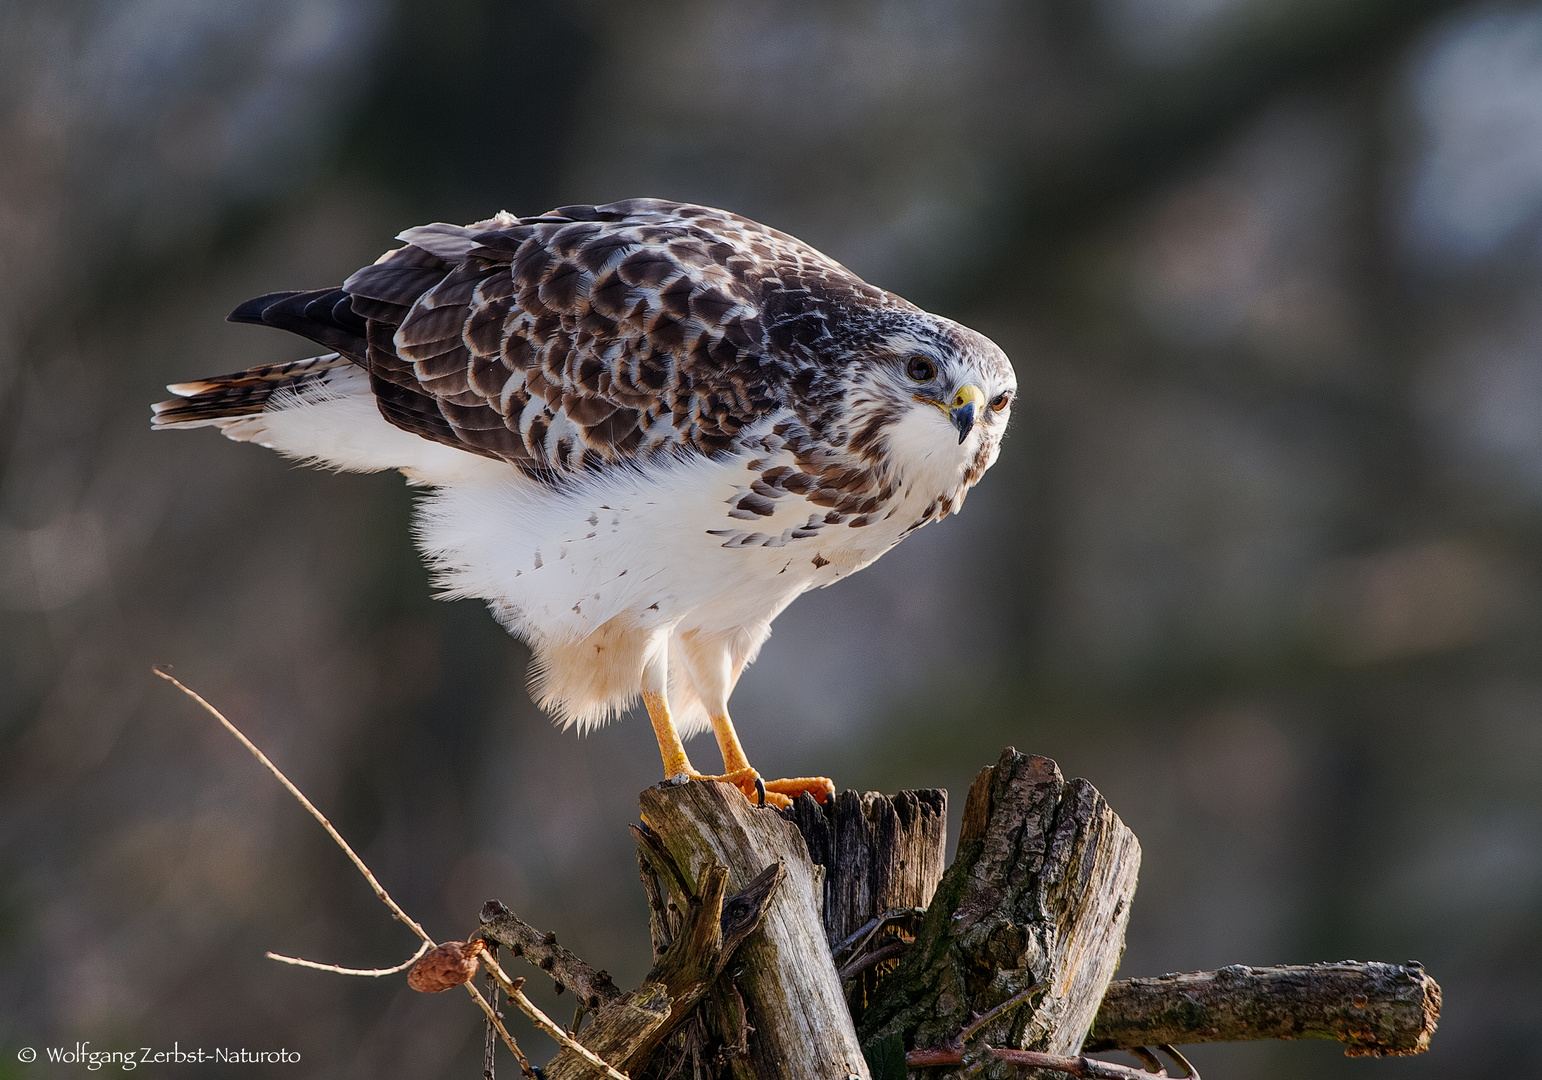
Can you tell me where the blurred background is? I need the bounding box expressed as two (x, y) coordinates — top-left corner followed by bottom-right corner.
(1, 0), (1539, 1076)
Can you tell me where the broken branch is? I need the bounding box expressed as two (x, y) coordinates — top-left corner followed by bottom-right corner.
(477, 908), (622, 1011)
(1085, 962), (1441, 1057)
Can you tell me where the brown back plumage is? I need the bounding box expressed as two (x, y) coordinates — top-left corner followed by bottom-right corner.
(176, 198), (917, 473)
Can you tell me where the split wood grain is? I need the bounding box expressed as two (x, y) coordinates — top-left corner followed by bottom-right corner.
(640, 778), (873, 1080)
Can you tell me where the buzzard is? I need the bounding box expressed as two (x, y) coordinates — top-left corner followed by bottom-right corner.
(154, 199), (1016, 807)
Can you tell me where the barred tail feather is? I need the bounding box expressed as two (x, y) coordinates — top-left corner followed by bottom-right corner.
(153, 352), (507, 484)
(151, 353), (355, 430)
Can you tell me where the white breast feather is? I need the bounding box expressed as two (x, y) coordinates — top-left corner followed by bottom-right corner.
(205, 374), (990, 737)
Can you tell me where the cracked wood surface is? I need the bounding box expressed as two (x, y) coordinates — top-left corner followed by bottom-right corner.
(782, 788), (948, 1024)
(482, 850), (781, 1080)
(858, 749), (1141, 1080)
(782, 788), (948, 948)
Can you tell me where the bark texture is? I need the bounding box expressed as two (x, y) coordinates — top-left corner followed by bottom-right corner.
(638, 778), (872, 1080)
(858, 749), (1141, 1080)
(782, 788), (948, 947)
(1085, 962), (1441, 1057)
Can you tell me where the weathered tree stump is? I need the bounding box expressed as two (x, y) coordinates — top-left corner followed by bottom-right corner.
(637, 778), (872, 1080)
(466, 747), (1439, 1080)
(858, 749), (1141, 1079)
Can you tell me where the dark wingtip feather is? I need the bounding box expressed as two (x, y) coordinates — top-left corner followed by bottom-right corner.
(228, 291), (305, 324)
(226, 287), (369, 359)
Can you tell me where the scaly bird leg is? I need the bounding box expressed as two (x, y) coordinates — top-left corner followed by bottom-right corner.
(643, 689), (695, 780)
(641, 688), (759, 792)
(710, 712), (834, 809)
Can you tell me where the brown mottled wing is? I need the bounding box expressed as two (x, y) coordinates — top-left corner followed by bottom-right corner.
(335, 198), (901, 471)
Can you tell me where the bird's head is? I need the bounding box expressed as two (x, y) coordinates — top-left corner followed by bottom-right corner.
(837, 311), (1017, 504)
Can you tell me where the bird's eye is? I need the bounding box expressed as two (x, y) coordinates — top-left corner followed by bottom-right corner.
(906, 356), (937, 382)
(990, 390), (1014, 413)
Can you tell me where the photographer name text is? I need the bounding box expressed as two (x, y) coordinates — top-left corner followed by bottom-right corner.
(17, 1043), (300, 1070)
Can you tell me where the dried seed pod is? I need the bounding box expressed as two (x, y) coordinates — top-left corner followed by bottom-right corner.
(407, 940), (480, 993)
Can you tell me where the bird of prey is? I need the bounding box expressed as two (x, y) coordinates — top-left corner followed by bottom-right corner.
(154, 199), (1016, 808)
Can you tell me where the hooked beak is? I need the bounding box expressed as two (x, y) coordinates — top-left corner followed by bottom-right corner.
(948, 384), (985, 444)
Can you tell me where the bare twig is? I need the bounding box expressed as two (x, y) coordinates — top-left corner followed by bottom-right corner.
(959, 983), (1040, 1045)
(465, 979), (537, 1079)
(907, 1044), (1199, 1079)
(905, 1048), (965, 1068)
(156, 668), (540, 1080)
(905, 979), (1155, 1080)
(473, 943), (631, 1080)
(837, 940), (909, 981)
(986, 1045), (1198, 1079)
(264, 940), (431, 976)
(832, 906), (926, 960)
(902, 981), (1043, 1071)
(485, 941), (500, 1080)
(154, 667), (431, 944)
